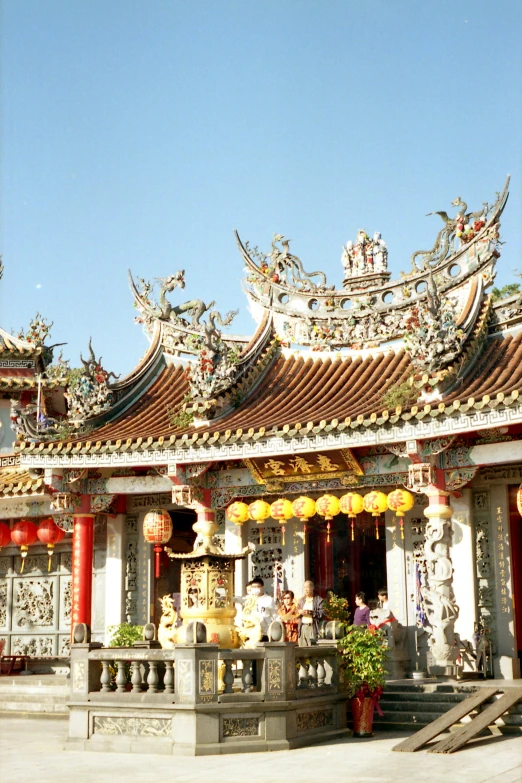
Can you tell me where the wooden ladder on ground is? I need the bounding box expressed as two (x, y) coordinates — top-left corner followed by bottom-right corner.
(392, 686), (522, 754)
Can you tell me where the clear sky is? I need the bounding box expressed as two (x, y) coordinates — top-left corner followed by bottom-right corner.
(1, 0), (521, 376)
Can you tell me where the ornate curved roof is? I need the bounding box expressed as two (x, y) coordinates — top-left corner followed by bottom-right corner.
(11, 178), (522, 461)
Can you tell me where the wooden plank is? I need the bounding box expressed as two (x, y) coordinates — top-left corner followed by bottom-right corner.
(428, 688), (522, 754)
(392, 687), (498, 752)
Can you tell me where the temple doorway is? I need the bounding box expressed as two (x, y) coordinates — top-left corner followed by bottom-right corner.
(309, 512), (387, 612)
(508, 485), (522, 665)
(154, 508), (196, 625)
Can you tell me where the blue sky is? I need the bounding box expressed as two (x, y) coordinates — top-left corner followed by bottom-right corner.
(1, 0), (521, 376)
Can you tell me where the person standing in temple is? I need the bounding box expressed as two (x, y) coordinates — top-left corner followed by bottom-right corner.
(278, 590), (299, 643)
(297, 580), (325, 646)
(353, 591), (371, 626)
(250, 577), (276, 641)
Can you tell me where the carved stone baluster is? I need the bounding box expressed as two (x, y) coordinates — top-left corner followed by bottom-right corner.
(308, 659), (317, 688)
(316, 659), (326, 687)
(130, 661), (142, 693)
(164, 661), (174, 694)
(298, 659), (308, 689)
(241, 660), (254, 693)
(223, 659), (234, 694)
(100, 661), (112, 692)
(115, 661), (127, 693)
(140, 662), (148, 691)
(147, 660), (159, 693)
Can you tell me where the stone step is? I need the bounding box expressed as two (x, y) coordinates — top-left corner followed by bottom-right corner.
(381, 691), (469, 704)
(380, 700), (470, 714)
(0, 684), (69, 697)
(0, 692), (67, 703)
(0, 699), (68, 713)
(0, 709), (68, 720)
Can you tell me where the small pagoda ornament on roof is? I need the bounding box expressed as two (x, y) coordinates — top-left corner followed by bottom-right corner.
(341, 229), (391, 291)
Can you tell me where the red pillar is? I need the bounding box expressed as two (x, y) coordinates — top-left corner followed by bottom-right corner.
(71, 513), (95, 636)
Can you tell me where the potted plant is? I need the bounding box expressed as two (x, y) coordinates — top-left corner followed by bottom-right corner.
(107, 624), (144, 690)
(337, 624), (388, 737)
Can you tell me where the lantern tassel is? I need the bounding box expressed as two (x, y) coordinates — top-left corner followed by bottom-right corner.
(326, 521), (331, 543)
(303, 523), (307, 545)
(399, 517), (404, 540)
(375, 517), (380, 540)
(259, 526), (263, 545)
(351, 518), (355, 542)
(281, 525), (286, 546)
(153, 545), (162, 579)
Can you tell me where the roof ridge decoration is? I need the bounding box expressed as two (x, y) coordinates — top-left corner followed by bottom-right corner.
(403, 274), (465, 374)
(239, 178), (509, 353)
(129, 268), (276, 418)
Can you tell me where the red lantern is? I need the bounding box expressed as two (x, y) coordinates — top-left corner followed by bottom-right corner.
(143, 508), (173, 578)
(11, 520), (38, 572)
(0, 522), (11, 551)
(37, 518), (66, 571)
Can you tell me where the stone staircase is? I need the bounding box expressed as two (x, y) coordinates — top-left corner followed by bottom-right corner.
(374, 681), (522, 734)
(0, 675), (69, 719)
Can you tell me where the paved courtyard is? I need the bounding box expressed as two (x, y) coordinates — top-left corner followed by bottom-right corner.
(0, 718), (521, 783)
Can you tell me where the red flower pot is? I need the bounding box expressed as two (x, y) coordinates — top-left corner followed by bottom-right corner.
(351, 696), (375, 737)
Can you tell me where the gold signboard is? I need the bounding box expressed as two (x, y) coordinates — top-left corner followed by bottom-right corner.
(244, 449), (363, 485)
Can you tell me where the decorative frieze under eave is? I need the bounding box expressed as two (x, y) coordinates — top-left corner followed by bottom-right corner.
(16, 395), (522, 469)
(0, 495), (54, 520)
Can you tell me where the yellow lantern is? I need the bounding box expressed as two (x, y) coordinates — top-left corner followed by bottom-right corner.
(226, 501), (250, 526)
(315, 494), (340, 543)
(517, 484), (522, 517)
(249, 500), (272, 544)
(339, 492), (364, 541)
(387, 489), (415, 540)
(270, 498), (293, 546)
(248, 500), (271, 521)
(363, 491), (388, 540)
(291, 496), (316, 545)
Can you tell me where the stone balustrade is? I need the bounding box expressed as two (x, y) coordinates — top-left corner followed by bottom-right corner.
(67, 636), (349, 755)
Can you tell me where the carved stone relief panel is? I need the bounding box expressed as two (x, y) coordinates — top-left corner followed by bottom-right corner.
(13, 579), (55, 628)
(248, 524), (284, 590)
(125, 514), (139, 624)
(222, 716), (260, 738)
(93, 716), (171, 737)
(296, 709), (334, 732)
(0, 580), (7, 629)
(0, 556), (12, 575)
(11, 635), (55, 656)
(59, 577), (72, 629)
(473, 489), (498, 654)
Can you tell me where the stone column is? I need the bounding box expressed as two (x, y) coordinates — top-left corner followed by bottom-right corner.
(423, 486), (459, 673)
(104, 514), (126, 640)
(71, 514), (95, 635)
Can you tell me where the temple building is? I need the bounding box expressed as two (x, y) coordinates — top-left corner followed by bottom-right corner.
(1, 178), (522, 679)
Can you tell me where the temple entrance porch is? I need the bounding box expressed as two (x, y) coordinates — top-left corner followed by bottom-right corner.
(309, 513), (387, 608)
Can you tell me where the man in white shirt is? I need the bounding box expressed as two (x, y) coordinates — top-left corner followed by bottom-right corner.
(250, 577), (276, 640)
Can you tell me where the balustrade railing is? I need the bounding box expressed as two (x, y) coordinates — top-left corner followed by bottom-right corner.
(70, 641), (340, 705)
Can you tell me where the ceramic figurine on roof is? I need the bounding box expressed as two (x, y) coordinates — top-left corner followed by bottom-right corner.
(410, 195), (492, 272)
(64, 339), (119, 424)
(341, 229), (390, 290)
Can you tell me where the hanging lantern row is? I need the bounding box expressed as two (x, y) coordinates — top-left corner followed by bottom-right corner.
(0, 518), (67, 573)
(143, 508), (173, 579)
(226, 488), (415, 544)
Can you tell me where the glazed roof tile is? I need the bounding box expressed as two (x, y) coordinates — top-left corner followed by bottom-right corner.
(16, 329), (522, 456)
(0, 468), (45, 497)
